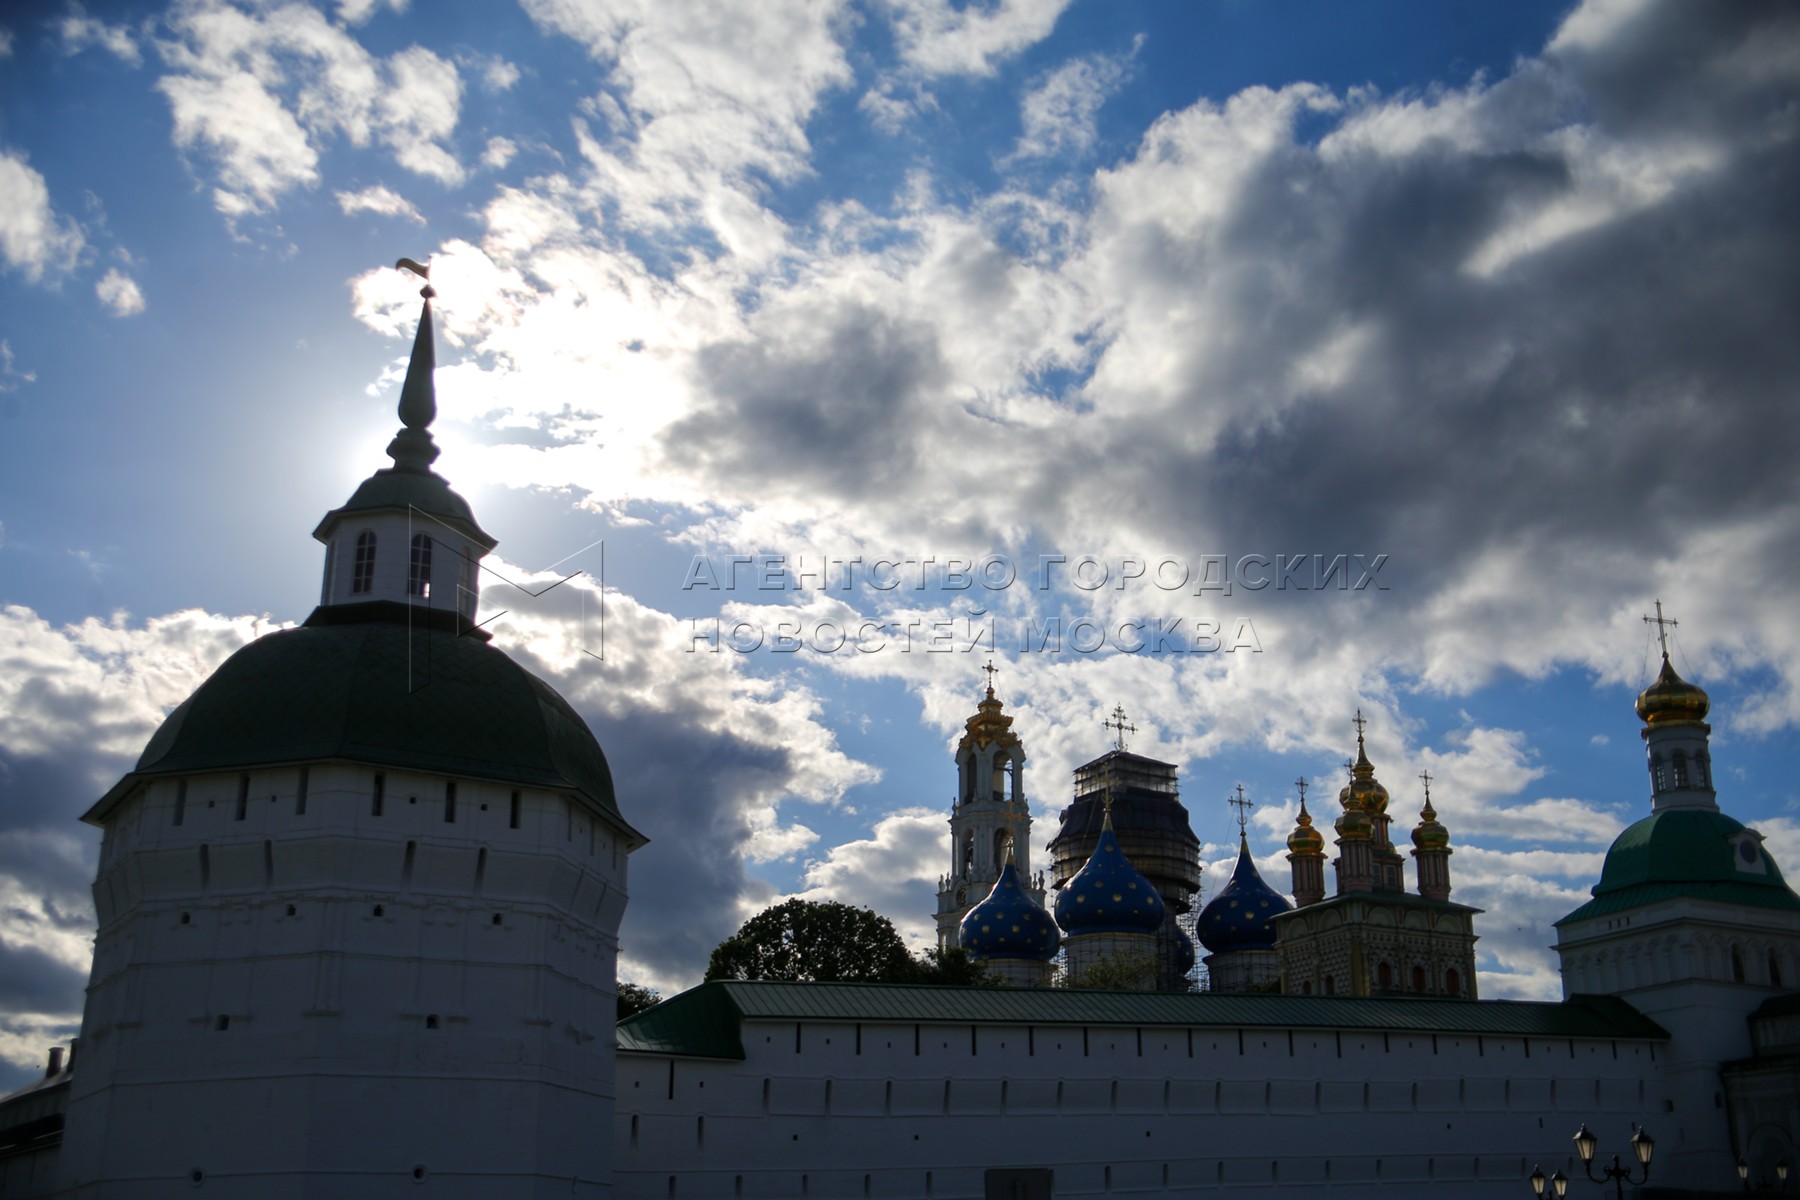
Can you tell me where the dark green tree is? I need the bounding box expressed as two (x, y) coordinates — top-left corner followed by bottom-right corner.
(907, 945), (995, 986)
(705, 899), (916, 983)
(617, 981), (662, 1020)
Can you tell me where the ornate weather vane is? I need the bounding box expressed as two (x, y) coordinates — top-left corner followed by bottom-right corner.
(1104, 704), (1136, 752)
(396, 256), (434, 299)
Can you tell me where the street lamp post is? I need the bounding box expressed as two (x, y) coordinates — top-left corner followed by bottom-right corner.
(1555, 1124), (1653, 1200)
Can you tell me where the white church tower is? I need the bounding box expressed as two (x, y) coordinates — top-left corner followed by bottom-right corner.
(56, 267), (646, 1198)
(1556, 606), (1800, 1192)
(935, 665), (1042, 949)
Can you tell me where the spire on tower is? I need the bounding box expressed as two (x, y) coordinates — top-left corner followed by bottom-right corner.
(982, 658), (999, 698)
(387, 258), (441, 474)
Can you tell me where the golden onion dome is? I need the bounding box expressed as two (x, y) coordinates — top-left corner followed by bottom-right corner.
(1411, 798), (1450, 851)
(1287, 801), (1326, 856)
(1635, 654), (1710, 727)
(1335, 805), (1373, 841)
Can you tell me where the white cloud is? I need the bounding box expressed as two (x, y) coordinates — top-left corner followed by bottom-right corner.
(795, 807), (946, 949)
(0, 150), (86, 283)
(335, 183), (423, 221)
(58, 4), (142, 65)
(94, 268), (145, 316)
(0, 340), (36, 393)
(336, 0), (407, 26)
(883, 0), (1074, 77)
(481, 136), (517, 169)
(1008, 43), (1135, 163)
(155, 1), (467, 220)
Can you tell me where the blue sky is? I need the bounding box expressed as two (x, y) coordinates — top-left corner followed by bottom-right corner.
(3, 0), (1799, 1090)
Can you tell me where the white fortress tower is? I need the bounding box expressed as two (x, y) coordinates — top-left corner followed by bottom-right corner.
(1555, 610), (1800, 1192)
(56, 272), (645, 1198)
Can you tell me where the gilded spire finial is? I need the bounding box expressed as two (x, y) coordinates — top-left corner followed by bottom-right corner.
(982, 658), (998, 698)
(1419, 769), (1437, 819)
(1105, 704), (1136, 752)
(387, 257), (440, 473)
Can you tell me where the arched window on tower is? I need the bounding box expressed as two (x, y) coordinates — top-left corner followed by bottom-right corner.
(409, 534), (433, 598)
(352, 531), (377, 594)
(1377, 962), (1393, 990)
(1009, 758), (1023, 803)
(961, 831), (975, 877)
(1671, 750), (1689, 789)
(1770, 951), (1783, 988)
(1652, 754), (1669, 792)
(1445, 967), (1461, 996)
(960, 753), (974, 803)
(1732, 947), (1746, 983)
(1697, 751), (1711, 788)
(1411, 965), (1427, 992)
(990, 754), (1005, 801)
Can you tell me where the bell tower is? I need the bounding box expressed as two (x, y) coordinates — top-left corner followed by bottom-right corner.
(935, 663), (1041, 949)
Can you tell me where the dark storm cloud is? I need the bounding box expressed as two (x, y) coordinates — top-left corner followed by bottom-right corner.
(665, 302), (950, 505)
(597, 708), (791, 980)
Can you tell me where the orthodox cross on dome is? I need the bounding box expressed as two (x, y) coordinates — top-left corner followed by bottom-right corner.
(1352, 708), (1368, 745)
(1294, 777), (1309, 805)
(1342, 758), (1355, 778)
(1105, 704), (1136, 752)
(1228, 784), (1254, 838)
(1643, 599), (1678, 659)
(1419, 769), (1434, 804)
(982, 658), (998, 697)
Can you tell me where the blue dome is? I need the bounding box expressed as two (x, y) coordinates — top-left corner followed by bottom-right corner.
(960, 862), (1060, 961)
(1198, 840), (1293, 953)
(1054, 828), (1165, 934)
(1170, 922), (1197, 975)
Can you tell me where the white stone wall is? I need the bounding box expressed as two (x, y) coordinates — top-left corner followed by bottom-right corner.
(60, 763), (631, 1199)
(1557, 896), (1800, 1192)
(615, 1016), (1665, 1199)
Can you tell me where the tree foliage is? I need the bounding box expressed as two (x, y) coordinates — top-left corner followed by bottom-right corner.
(908, 945), (994, 986)
(617, 981), (662, 1020)
(705, 899), (916, 983)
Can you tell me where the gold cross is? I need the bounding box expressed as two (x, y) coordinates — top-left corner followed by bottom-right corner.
(1419, 769), (1433, 803)
(1294, 777), (1308, 805)
(1643, 599), (1678, 658)
(982, 658), (998, 694)
(1228, 784), (1255, 836)
(1105, 704), (1136, 752)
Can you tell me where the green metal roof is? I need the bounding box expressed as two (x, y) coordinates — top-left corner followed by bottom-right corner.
(615, 981), (1667, 1060)
(312, 466), (495, 549)
(1558, 808), (1800, 926)
(88, 602), (631, 831)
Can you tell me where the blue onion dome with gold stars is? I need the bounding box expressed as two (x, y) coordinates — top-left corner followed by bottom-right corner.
(960, 860), (1060, 961)
(1636, 654), (1710, 727)
(1171, 922), (1197, 975)
(1198, 837), (1294, 953)
(1054, 826), (1166, 935)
